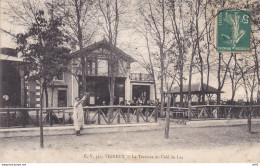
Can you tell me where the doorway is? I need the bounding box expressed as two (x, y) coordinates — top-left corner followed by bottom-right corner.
(132, 85), (150, 100)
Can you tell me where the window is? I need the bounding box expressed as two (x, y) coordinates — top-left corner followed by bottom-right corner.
(58, 90), (67, 107)
(98, 59), (108, 76)
(86, 59), (97, 75)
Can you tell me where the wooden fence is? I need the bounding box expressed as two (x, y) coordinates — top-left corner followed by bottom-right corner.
(0, 106), (160, 128)
(1, 105), (260, 128)
(190, 105), (260, 119)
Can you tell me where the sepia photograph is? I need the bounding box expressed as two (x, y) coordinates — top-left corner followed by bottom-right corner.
(0, 0), (260, 164)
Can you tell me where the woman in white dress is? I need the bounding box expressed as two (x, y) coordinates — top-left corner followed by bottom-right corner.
(73, 95), (86, 136)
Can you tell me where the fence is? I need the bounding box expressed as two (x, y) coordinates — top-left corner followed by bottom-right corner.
(190, 105), (260, 119)
(0, 106), (160, 128)
(1, 105), (260, 128)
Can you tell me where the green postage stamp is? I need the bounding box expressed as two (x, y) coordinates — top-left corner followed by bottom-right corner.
(216, 9), (251, 52)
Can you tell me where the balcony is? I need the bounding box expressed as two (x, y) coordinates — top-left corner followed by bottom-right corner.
(130, 73), (154, 82)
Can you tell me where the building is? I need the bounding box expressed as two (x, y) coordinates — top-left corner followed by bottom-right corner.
(27, 40), (155, 107)
(130, 73), (155, 101)
(0, 48), (24, 108)
(170, 83), (223, 106)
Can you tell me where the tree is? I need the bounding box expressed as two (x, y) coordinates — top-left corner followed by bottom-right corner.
(96, 0), (128, 123)
(16, 10), (70, 147)
(226, 54), (242, 102)
(97, 0), (127, 105)
(137, 0), (171, 117)
(133, 22), (158, 101)
(204, 0), (215, 98)
(137, 0), (186, 138)
(167, 0), (190, 107)
(2, 0), (45, 27)
(50, 0), (98, 98)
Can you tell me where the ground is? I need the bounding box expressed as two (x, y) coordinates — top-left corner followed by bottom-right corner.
(0, 124), (260, 163)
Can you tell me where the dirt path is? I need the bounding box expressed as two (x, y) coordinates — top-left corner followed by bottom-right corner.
(1, 124), (260, 163)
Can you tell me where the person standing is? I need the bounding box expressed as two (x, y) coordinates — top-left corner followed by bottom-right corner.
(73, 94), (86, 136)
(3, 95), (10, 108)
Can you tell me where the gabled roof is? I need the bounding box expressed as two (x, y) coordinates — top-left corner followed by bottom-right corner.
(170, 83), (223, 94)
(71, 39), (136, 63)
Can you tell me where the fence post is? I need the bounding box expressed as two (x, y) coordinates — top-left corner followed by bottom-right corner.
(224, 107), (227, 119)
(127, 108), (130, 123)
(22, 109), (26, 127)
(62, 110), (65, 125)
(117, 109), (120, 124)
(49, 110), (53, 126)
(98, 108), (101, 125)
(196, 107), (198, 119)
(217, 106), (220, 119)
(7, 110), (10, 127)
(145, 109), (149, 122)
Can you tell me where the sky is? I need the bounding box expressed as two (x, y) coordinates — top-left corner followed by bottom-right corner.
(0, 0), (257, 101)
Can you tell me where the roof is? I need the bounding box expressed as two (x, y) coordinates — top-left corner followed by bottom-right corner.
(0, 48), (16, 56)
(0, 54), (24, 62)
(170, 83), (223, 94)
(70, 39), (136, 63)
(0, 47), (24, 62)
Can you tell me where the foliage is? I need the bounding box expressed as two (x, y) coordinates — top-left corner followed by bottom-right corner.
(16, 10), (71, 85)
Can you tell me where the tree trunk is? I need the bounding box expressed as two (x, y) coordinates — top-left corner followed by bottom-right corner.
(160, 94), (165, 118)
(248, 69), (256, 133)
(217, 92), (221, 105)
(160, 47), (165, 117)
(44, 85), (48, 107)
(164, 94), (171, 139)
(179, 62), (184, 106)
(231, 89), (236, 102)
(217, 53), (222, 105)
(109, 61), (115, 106)
(146, 38), (157, 100)
(258, 85), (260, 104)
(195, 0), (204, 104)
(75, 0), (87, 97)
(247, 105), (252, 133)
(188, 53), (195, 120)
(108, 43), (116, 123)
(81, 57), (87, 95)
(153, 78), (158, 100)
(40, 84), (44, 148)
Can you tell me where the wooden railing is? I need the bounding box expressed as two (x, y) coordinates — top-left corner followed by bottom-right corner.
(0, 106), (160, 128)
(1, 105), (259, 128)
(0, 107), (73, 128)
(190, 105), (260, 119)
